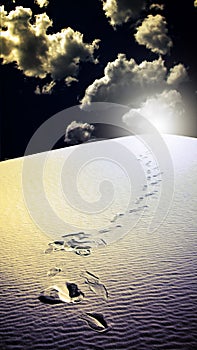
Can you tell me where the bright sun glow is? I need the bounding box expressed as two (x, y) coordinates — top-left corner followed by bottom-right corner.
(130, 90), (185, 134)
(140, 99), (174, 133)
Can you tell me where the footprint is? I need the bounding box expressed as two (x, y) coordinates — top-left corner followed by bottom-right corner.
(129, 208), (141, 213)
(110, 214), (118, 223)
(47, 267), (62, 277)
(45, 241), (75, 253)
(153, 172), (163, 178)
(81, 271), (108, 300)
(44, 246), (54, 254)
(80, 271), (99, 283)
(145, 192), (154, 197)
(98, 238), (107, 246)
(49, 240), (65, 246)
(62, 232), (90, 239)
(39, 288), (62, 304)
(74, 246), (92, 256)
(39, 282), (84, 304)
(99, 228), (110, 233)
(86, 281), (108, 300)
(145, 161), (151, 166)
(48, 241), (65, 252)
(80, 312), (109, 332)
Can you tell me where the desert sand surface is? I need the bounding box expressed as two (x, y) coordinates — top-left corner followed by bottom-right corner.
(0, 135), (196, 350)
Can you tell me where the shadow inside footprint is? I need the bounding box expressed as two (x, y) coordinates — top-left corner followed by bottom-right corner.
(39, 288), (63, 305)
(66, 282), (85, 300)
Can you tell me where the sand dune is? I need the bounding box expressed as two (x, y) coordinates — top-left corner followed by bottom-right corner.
(0, 135), (197, 349)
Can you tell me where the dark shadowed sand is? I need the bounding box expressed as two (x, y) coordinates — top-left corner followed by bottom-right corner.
(0, 135), (197, 349)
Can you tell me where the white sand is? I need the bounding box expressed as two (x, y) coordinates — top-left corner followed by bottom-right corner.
(0, 135), (197, 349)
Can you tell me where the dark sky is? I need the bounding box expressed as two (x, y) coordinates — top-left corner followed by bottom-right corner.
(0, 0), (197, 160)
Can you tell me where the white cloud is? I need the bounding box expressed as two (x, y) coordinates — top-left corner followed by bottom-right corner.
(123, 89), (185, 133)
(35, 81), (56, 95)
(64, 121), (95, 145)
(81, 54), (188, 107)
(35, 0), (49, 8)
(149, 3), (164, 11)
(65, 76), (79, 87)
(102, 0), (146, 27)
(135, 14), (173, 55)
(0, 6), (99, 81)
(167, 64), (188, 86)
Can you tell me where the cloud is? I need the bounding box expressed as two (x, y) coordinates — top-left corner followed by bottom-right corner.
(134, 14), (173, 55)
(0, 6), (99, 81)
(167, 64), (188, 86)
(123, 89), (185, 133)
(149, 3), (164, 11)
(35, 81), (56, 95)
(35, 0), (49, 8)
(81, 54), (188, 107)
(64, 121), (95, 145)
(65, 76), (79, 87)
(101, 0), (146, 27)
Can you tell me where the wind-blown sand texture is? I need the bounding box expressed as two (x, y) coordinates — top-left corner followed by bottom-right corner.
(0, 135), (197, 349)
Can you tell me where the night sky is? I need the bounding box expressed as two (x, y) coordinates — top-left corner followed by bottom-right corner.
(0, 0), (197, 160)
